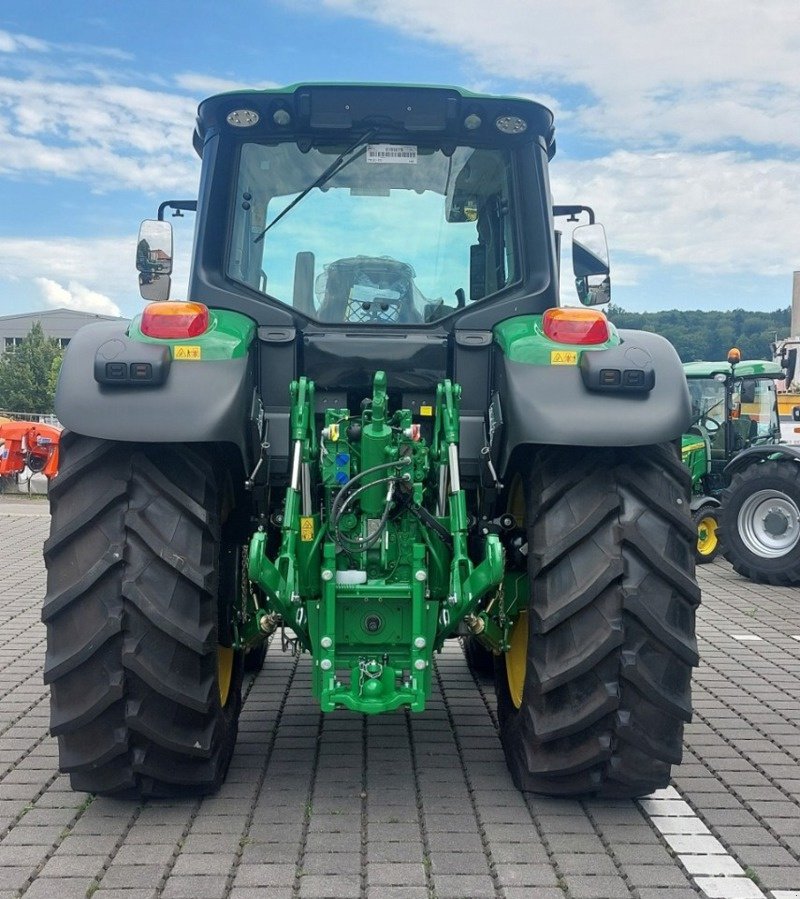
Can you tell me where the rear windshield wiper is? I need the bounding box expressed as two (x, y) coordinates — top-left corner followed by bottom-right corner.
(254, 128), (378, 244)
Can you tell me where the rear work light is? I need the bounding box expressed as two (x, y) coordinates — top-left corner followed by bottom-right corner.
(140, 302), (210, 339)
(542, 308), (610, 345)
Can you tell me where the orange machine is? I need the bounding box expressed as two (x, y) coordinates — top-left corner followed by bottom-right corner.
(0, 422), (61, 479)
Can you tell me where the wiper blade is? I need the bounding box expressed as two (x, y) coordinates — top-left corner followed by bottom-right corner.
(254, 128), (378, 244)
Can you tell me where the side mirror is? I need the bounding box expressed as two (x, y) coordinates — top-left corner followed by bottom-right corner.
(739, 379), (756, 405)
(572, 223), (610, 306)
(137, 220), (173, 301)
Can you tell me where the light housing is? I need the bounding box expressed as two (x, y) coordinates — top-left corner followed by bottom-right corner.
(495, 114), (527, 134)
(727, 347), (741, 365)
(141, 301), (210, 339)
(226, 109), (259, 127)
(542, 307), (610, 345)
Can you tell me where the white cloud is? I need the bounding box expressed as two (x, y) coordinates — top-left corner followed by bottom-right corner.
(34, 277), (121, 317)
(551, 150), (800, 277)
(174, 72), (279, 97)
(319, 0), (800, 149)
(0, 234), (193, 319)
(0, 29), (49, 54)
(0, 76), (200, 192)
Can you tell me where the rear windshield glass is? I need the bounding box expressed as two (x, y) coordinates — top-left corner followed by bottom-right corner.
(227, 141), (518, 324)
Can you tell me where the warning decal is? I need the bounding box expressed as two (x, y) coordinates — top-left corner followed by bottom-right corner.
(550, 351), (578, 365)
(174, 345), (202, 360)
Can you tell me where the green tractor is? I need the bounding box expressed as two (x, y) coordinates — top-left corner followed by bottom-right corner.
(43, 83), (699, 799)
(683, 351), (800, 581)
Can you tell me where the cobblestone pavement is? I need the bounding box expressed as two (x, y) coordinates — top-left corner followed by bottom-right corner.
(2, 500), (800, 899)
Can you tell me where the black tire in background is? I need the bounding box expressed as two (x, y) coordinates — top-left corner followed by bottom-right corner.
(244, 640), (268, 673)
(463, 635), (495, 678)
(693, 503), (720, 564)
(43, 433), (244, 796)
(718, 460), (800, 585)
(496, 444), (700, 798)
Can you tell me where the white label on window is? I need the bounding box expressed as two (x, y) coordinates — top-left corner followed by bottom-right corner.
(366, 144), (418, 164)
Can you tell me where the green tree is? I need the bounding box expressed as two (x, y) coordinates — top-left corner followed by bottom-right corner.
(0, 322), (64, 414)
(607, 306), (791, 362)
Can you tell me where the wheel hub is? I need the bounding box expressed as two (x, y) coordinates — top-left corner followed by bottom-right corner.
(763, 508), (790, 537)
(697, 515), (718, 555)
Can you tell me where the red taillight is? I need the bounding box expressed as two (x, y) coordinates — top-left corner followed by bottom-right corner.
(140, 301), (209, 339)
(542, 307), (610, 345)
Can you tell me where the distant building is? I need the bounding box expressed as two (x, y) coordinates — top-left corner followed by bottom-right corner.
(0, 308), (121, 356)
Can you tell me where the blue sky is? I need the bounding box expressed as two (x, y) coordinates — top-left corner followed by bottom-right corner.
(1, 0), (798, 320)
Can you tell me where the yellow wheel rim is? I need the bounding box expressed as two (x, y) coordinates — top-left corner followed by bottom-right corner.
(505, 611), (528, 709)
(507, 474), (525, 527)
(697, 515), (718, 556)
(503, 474), (528, 709)
(217, 646), (234, 706)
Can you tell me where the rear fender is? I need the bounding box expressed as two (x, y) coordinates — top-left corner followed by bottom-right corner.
(724, 444), (800, 477)
(492, 328), (691, 475)
(690, 495), (720, 513)
(55, 318), (257, 467)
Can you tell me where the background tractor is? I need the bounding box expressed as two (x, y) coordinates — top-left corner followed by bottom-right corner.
(44, 83), (699, 799)
(683, 351), (800, 582)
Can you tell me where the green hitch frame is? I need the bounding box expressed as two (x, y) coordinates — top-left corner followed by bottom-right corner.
(247, 371), (505, 714)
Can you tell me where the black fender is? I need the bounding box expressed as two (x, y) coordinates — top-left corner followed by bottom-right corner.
(493, 329), (690, 474)
(55, 320), (256, 468)
(691, 495), (720, 513)
(724, 444), (800, 477)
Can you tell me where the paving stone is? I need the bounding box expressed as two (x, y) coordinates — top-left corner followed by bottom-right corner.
(161, 874), (231, 898)
(693, 875), (766, 898)
(430, 873), (496, 898)
(233, 863), (296, 887)
(562, 874), (631, 898)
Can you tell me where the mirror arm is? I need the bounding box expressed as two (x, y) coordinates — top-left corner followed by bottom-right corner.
(158, 200), (198, 221)
(553, 204), (595, 224)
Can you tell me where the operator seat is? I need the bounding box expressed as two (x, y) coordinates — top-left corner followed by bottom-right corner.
(316, 256), (422, 324)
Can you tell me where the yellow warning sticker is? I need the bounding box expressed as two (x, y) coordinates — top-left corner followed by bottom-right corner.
(300, 516), (315, 542)
(550, 350), (578, 365)
(420, 405), (433, 417)
(174, 345), (202, 360)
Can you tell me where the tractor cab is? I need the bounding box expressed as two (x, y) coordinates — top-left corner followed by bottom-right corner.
(684, 353), (783, 484)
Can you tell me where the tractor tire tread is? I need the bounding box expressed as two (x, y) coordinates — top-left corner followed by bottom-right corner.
(496, 444), (698, 798)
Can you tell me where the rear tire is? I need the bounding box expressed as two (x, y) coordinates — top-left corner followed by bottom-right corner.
(693, 503), (720, 564)
(463, 635), (495, 678)
(718, 460), (800, 585)
(43, 433), (244, 796)
(496, 444), (700, 797)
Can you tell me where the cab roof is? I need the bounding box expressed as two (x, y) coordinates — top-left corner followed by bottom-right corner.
(194, 82), (555, 158)
(683, 359), (785, 379)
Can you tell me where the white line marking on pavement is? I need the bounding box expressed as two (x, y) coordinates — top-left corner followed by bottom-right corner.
(731, 634), (764, 641)
(638, 787), (767, 899)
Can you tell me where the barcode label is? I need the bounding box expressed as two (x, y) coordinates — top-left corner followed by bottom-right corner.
(366, 144), (418, 164)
